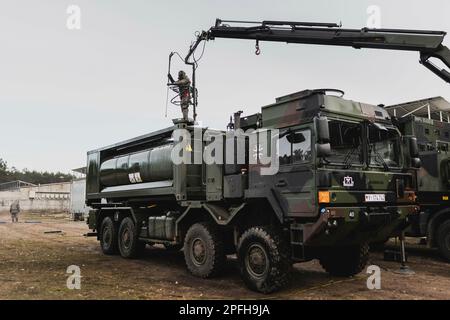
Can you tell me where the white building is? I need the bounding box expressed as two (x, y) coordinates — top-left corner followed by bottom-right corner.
(0, 181), (71, 213)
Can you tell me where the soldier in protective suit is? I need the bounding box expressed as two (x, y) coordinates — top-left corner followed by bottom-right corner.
(10, 200), (20, 223)
(170, 70), (191, 121)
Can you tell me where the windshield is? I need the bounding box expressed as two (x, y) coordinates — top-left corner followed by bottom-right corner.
(326, 120), (401, 169)
(328, 121), (363, 167)
(368, 125), (400, 168)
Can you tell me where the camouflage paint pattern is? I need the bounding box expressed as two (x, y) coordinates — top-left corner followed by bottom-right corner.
(385, 108), (450, 240)
(245, 90), (417, 248)
(86, 89), (418, 256)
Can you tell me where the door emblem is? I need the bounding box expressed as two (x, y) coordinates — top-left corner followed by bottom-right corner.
(343, 176), (354, 187)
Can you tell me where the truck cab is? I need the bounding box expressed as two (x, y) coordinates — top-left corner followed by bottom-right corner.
(238, 89), (419, 257)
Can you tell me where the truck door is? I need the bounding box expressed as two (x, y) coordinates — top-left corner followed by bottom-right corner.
(274, 128), (316, 217)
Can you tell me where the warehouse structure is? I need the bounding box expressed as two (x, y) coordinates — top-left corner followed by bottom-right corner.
(0, 181), (71, 213)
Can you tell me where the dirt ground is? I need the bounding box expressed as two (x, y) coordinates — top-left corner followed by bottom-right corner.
(0, 211), (449, 300)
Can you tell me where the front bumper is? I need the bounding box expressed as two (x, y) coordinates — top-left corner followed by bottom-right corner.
(302, 205), (419, 246)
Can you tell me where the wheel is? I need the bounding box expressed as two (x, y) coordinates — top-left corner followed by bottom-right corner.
(237, 226), (291, 294)
(99, 216), (118, 255)
(436, 220), (450, 262)
(319, 243), (369, 277)
(183, 222), (225, 278)
(164, 243), (183, 251)
(118, 217), (145, 259)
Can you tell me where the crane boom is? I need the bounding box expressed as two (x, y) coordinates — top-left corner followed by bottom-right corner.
(185, 19), (450, 83)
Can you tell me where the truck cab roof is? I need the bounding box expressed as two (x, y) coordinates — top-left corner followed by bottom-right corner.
(250, 89), (392, 129)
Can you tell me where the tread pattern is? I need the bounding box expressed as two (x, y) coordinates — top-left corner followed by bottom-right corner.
(118, 217), (143, 259)
(437, 220), (450, 262)
(319, 243), (369, 277)
(184, 222), (226, 278)
(237, 226), (292, 294)
(100, 217), (118, 255)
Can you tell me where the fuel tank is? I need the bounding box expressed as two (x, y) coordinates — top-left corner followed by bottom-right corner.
(100, 144), (174, 187)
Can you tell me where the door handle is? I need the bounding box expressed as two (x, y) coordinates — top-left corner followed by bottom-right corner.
(276, 180), (287, 187)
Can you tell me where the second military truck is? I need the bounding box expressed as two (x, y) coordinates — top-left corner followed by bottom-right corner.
(86, 89), (419, 293)
(387, 97), (450, 261)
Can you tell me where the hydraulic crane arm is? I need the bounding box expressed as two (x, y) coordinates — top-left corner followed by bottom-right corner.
(186, 19), (450, 83)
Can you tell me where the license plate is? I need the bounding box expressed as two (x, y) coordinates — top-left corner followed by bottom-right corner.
(365, 194), (386, 202)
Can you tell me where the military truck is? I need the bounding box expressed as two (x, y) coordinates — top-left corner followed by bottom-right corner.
(386, 97), (450, 261)
(86, 88), (420, 293)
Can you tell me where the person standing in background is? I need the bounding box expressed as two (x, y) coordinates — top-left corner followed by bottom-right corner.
(10, 200), (20, 223)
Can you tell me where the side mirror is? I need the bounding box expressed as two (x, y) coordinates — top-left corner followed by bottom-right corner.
(442, 159), (450, 186)
(287, 132), (306, 144)
(316, 143), (331, 158)
(409, 137), (420, 158)
(396, 179), (405, 198)
(317, 170), (332, 187)
(448, 163), (450, 187)
(315, 116), (330, 143)
(448, 160), (450, 186)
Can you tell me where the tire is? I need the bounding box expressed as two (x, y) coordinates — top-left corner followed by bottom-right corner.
(164, 243), (183, 251)
(319, 243), (369, 277)
(100, 216), (118, 255)
(237, 226), (292, 294)
(118, 217), (144, 259)
(370, 239), (389, 252)
(436, 220), (450, 262)
(183, 222), (225, 278)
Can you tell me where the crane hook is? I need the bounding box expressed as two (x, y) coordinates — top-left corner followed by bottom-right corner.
(255, 40), (261, 55)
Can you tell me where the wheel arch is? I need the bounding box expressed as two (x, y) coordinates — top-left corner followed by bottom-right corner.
(176, 207), (214, 243)
(427, 207), (450, 247)
(175, 199), (282, 249)
(228, 199), (282, 230)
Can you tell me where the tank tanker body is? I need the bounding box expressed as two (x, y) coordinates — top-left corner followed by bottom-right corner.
(99, 144), (174, 187)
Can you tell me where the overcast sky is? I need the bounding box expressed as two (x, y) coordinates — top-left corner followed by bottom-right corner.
(1, 0), (449, 173)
